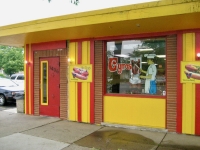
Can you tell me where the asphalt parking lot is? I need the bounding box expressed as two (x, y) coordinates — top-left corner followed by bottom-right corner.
(0, 103), (16, 111)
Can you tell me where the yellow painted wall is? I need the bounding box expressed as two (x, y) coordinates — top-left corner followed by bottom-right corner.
(182, 33), (196, 134)
(104, 96), (166, 129)
(68, 41), (91, 123)
(68, 42), (78, 121)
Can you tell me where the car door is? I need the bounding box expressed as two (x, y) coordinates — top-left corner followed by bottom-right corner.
(16, 75), (24, 86)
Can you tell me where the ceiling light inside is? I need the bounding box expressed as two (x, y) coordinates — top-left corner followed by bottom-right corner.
(114, 54), (130, 58)
(156, 55), (166, 58)
(138, 48), (153, 51)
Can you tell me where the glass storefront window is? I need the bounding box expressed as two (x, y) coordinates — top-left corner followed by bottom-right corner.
(106, 38), (166, 96)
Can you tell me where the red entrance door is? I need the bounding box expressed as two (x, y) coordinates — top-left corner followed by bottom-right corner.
(39, 57), (60, 117)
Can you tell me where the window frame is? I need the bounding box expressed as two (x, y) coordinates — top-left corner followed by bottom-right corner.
(103, 37), (167, 98)
(40, 61), (49, 105)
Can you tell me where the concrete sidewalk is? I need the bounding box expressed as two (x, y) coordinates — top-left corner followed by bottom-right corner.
(0, 109), (200, 150)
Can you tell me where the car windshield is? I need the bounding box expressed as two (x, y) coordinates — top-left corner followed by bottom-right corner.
(0, 79), (18, 87)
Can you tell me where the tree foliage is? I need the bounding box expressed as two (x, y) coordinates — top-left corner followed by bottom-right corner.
(0, 45), (24, 76)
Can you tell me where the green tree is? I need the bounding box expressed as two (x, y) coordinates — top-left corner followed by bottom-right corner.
(0, 45), (7, 69)
(0, 45), (24, 76)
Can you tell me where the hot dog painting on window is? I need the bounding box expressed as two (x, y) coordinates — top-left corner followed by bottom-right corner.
(129, 57), (142, 85)
(69, 65), (92, 82)
(181, 62), (200, 83)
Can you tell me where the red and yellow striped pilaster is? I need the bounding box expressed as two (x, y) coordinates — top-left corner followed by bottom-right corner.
(68, 40), (94, 123)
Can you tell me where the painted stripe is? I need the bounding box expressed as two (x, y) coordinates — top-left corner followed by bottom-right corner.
(102, 41), (106, 122)
(69, 42), (77, 121)
(81, 41), (89, 123)
(87, 82), (90, 123)
(96, 31), (179, 41)
(90, 40), (95, 124)
(28, 45), (32, 114)
(24, 45), (27, 114)
(182, 33), (195, 134)
(31, 41), (66, 50)
(30, 45), (34, 114)
(25, 44), (29, 114)
(87, 41), (90, 123)
(28, 67), (31, 114)
(176, 33), (183, 133)
(28, 44), (31, 114)
(78, 42), (82, 122)
(82, 82), (88, 122)
(195, 32), (200, 135)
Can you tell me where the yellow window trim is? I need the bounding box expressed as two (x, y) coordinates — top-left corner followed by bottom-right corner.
(40, 61), (48, 105)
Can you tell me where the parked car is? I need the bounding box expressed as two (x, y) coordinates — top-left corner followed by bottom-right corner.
(10, 73), (24, 86)
(0, 78), (24, 106)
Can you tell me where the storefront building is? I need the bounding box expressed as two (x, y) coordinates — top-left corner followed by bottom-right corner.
(0, 0), (200, 135)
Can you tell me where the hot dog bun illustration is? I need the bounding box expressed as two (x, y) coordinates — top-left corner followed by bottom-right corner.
(184, 64), (200, 80)
(73, 67), (89, 77)
(72, 72), (88, 80)
(185, 64), (199, 72)
(72, 67), (89, 80)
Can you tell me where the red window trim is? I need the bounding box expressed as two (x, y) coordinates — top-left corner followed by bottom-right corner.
(103, 36), (167, 99)
(104, 93), (166, 99)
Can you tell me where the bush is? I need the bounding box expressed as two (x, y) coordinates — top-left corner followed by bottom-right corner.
(0, 73), (9, 78)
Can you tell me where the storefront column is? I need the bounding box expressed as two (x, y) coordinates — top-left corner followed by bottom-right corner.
(68, 40), (94, 123)
(195, 32), (200, 135)
(24, 44), (34, 115)
(182, 33), (195, 134)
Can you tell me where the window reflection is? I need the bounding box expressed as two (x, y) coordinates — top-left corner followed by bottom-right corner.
(106, 38), (166, 96)
(43, 63), (47, 103)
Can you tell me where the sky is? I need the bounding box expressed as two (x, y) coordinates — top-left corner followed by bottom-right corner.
(0, 0), (157, 27)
